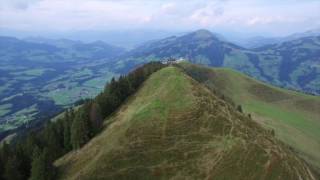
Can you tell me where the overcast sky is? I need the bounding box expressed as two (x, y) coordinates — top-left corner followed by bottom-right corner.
(0, 0), (320, 36)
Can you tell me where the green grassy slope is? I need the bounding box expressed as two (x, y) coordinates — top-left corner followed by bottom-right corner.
(56, 66), (316, 180)
(178, 62), (320, 172)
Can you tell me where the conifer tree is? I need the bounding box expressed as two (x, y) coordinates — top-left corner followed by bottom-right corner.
(0, 142), (11, 180)
(29, 148), (55, 180)
(44, 123), (63, 160)
(24, 133), (39, 157)
(237, 105), (243, 113)
(14, 143), (32, 179)
(3, 155), (23, 180)
(118, 76), (133, 101)
(89, 102), (103, 133)
(63, 109), (72, 151)
(71, 109), (90, 149)
(97, 92), (120, 118)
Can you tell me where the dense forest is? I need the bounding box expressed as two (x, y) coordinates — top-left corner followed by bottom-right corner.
(0, 62), (166, 180)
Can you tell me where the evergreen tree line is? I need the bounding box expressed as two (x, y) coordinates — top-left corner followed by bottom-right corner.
(0, 62), (166, 180)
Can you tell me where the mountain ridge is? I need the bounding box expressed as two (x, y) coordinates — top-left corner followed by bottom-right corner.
(55, 66), (317, 180)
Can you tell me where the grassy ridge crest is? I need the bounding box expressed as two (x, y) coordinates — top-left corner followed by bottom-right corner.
(56, 66), (316, 180)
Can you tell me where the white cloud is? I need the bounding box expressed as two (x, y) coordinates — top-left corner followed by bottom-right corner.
(189, 2), (225, 26)
(0, 0), (42, 10)
(247, 16), (288, 26)
(0, 0), (319, 35)
(161, 2), (176, 13)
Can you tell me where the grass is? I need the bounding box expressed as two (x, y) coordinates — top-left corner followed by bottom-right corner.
(178, 62), (320, 172)
(0, 103), (12, 116)
(0, 104), (38, 132)
(1, 93), (23, 102)
(83, 71), (116, 88)
(10, 104), (38, 123)
(246, 100), (320, 140)
(55, 67), (196, 179)
(0, 84), (11, 94)
(300, 42), (320, 49)
(42, 69), (117, 106)
(11, 68), (50, 76)
(130, 69), (193, 123)
(68, 68), (92, 79)
(0, 60), (118, 132)
(258, 55), (281, 82)
(45, 86), (92, 106)
(223, 50), (261, 78)
(56, 66), (315, 180)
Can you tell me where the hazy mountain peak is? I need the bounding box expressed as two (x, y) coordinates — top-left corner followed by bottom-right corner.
(90, 40), (108, 46)
(190, 29), (215, 39)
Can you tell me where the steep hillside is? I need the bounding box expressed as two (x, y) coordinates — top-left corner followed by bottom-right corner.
(117, 30), (320, 95)
(178, 62), (320, 172)
(0, 62), (166, 180)
(252, 36), (320, 94)
(56, 67), (316, 180)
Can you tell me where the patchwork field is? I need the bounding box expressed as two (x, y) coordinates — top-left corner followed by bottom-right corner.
(0, 59), (118, 134)
(0, 36), (126, 137)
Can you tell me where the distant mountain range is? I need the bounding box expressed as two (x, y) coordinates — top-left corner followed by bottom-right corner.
(231, 28), (320, 48)
(118, 29), (320, 95)
(0, 36), (125, 62)
(0, 29), (185, 49)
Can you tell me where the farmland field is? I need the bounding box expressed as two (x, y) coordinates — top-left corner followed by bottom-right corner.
(0, 36), (127, 138)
